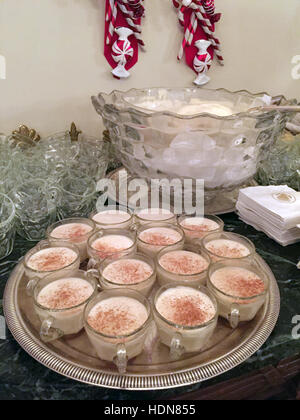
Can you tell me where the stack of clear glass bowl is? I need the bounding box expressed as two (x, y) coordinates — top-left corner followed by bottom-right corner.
(0, 129), (109, 256)
(92, 88), (297, 210)
(256, 130), (300, 191)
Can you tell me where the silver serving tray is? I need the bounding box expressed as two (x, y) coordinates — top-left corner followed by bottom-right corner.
(3, 256), (280, 390)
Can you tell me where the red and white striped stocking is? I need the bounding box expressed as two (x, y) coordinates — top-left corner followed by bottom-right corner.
(104, 0), (145, 79)
(174, 0), (224, 85)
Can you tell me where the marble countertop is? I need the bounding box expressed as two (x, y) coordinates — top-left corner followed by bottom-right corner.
(1, 213), (299, 400)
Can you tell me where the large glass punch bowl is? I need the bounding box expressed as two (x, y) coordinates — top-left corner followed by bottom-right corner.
(92, 88), (296, 196)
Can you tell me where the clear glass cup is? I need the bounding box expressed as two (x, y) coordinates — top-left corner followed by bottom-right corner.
(256, 129), (300, 192)
(15, 148), (54, 182)
(136, 222), (185, 258)
(84, 288), (152, 373)
(0, 193), (16, 260)
(26, 269), (98, 342)
(207, 259), (269, 328)
(67, 135), (109, 182)
(10, 179), (58, 241)
(87, 228), (137, 266)
(46, 217), (96, 262)
(0, 141), (14, 194)
(0, 136), (19, 193)
(178, 214), (224, 242)
(56, 170), (97, 219)
(90, 205), (133, 230)
(200, 231), (256, 263)
(153, 283), (218, 359)
(134, 207), (176, 225)
(10, 140), (63, 187)
(156, 244), (211, 287)
(41, 131), (79, 167)
(99, 253), (156, 296)
(24, 240), (81, 281)
(41, 131), (109, 183)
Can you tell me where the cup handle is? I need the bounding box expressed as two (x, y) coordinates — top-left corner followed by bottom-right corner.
(26, 278), (39, 297)
(170, 332), (185, 360)
(129, 222), (139, 233)
(113, 343), (128, 374)
(87, 258), (98, 271)
(86, 268), (100, 281)
(228, 303), (240, 329)
(86, 268), (102, 291)
(40, 317), (64, 343)
(143, 320), (158, 363)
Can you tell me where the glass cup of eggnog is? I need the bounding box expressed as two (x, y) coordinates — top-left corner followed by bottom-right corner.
(99, 253), (156, 296)
(87, 228), (137, 268)
(200, 232), (256, 263)
(26, 269), (98, 342)
(24, 240), (81, 281)
(207, 258), (269, 328)
(156, 244), (211, 287)
(178, 214), (224, 243)
(90, 205), (133, 230)
(47, 217), (96, 262)
(134, 207), (176, 225)
(84, 288), (152, 374)
(136, 223), (185, 258)
(153, 284), (218, 360)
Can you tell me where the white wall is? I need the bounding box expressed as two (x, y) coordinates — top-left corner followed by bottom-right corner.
(0, 0), (299, 137)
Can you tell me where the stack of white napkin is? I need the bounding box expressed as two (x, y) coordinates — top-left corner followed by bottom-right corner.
(236, 185), (300, 246)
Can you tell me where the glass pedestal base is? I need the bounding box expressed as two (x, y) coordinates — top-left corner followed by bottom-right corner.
(106, 167), (257, 215)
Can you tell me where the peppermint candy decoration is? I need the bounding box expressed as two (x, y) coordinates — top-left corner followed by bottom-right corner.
(104, 0), (145, 79)
(173, 0), (223, 86)
(111, 27), (134, 78)
(194, 52), (212, 73)
(193, 39), (212, 86)
(112, 38), (134, 66)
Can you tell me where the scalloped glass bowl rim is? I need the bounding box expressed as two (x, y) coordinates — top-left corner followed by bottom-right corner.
(92, 87), (297, 121)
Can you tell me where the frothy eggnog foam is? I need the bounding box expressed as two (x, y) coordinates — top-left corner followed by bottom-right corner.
(27, 248), (78, 272)
(159, 250), (209, 275)
(206, 239), (250, 259)
(103, 259), (153, 285)
(156, 286), (215, 327)
(92, 235), (133, 256)
(180, 217), (219, 233)
(92, 210), (131, 224)
(139, 227), (182, 246)
(37, 277), (94, 310)
(87, 297), (148, 336)
(137, 208), (174, 222)
(51, 223), (93, 243)
(211, 267), (265, 299)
